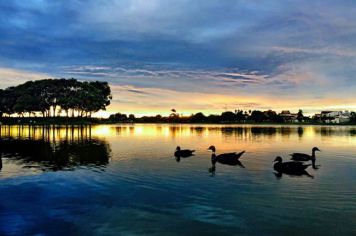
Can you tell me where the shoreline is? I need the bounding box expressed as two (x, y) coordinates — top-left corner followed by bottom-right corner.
(0, 118), (355, 126)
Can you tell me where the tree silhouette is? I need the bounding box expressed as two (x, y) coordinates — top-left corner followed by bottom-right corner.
(0, 79), (112, 118)
(249, 110), (266, 122)
(297, 109), (304, 122)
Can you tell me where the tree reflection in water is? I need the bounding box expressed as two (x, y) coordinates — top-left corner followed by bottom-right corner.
(0, 125), (111, 172)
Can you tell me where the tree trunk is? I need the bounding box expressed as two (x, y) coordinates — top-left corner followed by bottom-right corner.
(52, 106), (56, 118)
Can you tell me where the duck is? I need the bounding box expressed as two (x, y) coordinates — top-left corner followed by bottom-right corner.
(208, 145), (245, 172)
(273, 156), (312, 176)
(290, 147), (320, 168)
(174, 146), (195, 158)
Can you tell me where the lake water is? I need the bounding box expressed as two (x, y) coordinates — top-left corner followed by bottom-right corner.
(0, 124), (355, 235)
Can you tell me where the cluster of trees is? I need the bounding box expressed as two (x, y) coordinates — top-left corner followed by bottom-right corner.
(108, 109), (308, 123)
(0, 79), (112, 118)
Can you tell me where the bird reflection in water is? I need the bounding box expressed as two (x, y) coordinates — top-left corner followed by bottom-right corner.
(0, 125), (111, 173)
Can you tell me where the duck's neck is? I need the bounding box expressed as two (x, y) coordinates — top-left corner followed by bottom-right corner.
(312, 150), (316, 158)
(211, 153), (217, 164)
(311, 151), (317, 168)
(273, 161), (282, 170)
(311, 159), (316, 167)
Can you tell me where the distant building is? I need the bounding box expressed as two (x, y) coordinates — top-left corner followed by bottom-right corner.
(321, 111), (333, 116)
(320, 111), (350, 124)
(278, 110), (298, 122)
(280, 110), (291, 116)
(313, 113), (321, 121)
(263, 110), (277, 117)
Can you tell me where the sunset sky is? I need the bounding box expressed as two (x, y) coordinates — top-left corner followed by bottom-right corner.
(1, 0), (356, 117)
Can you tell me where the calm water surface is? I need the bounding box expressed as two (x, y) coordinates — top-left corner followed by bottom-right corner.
(0, 124), (355, 235)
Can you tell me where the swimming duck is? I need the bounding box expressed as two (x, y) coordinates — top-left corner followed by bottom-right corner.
(208, 145), (245, 172)
(174, 146), (195, 158)
(273, 156), (311, 175)
(290, 147), (320, 168)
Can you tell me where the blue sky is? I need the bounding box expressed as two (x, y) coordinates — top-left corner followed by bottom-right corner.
(1, 0), (356, 116)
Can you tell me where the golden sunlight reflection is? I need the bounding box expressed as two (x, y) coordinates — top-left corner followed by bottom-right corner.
(0, 125), (96, 142)
(0, 124), (355, 144)
(105, 124), (356, 155)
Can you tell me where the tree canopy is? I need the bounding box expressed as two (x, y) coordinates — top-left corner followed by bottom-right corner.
(0, 79), (112, 117)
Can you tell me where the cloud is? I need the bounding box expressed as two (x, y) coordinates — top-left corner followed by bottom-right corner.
(0, 67), (48, 88)
(61, 65), (272, 92)
(1, 1), (356, 115)
(104, 84), (356, 117)
(271, 46), (356, 57)
(18, 61), (356, 116)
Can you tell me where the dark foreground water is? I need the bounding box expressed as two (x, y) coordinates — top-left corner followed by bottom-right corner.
(0, 124), (355, 235)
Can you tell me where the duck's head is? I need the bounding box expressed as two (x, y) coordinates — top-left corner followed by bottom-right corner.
(176, 146), (181, 151)
(207, 145), (216, 152)
(273, 156), (283, 163)
(312, 147), (321, 152)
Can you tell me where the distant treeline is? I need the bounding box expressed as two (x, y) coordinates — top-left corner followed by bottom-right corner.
(109, 110), (356, 124)
(0, 79), (112, 118)
(109, 110), (297, 123)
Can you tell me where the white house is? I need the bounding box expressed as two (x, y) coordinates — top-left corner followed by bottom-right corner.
(321, 111), (350, 124)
